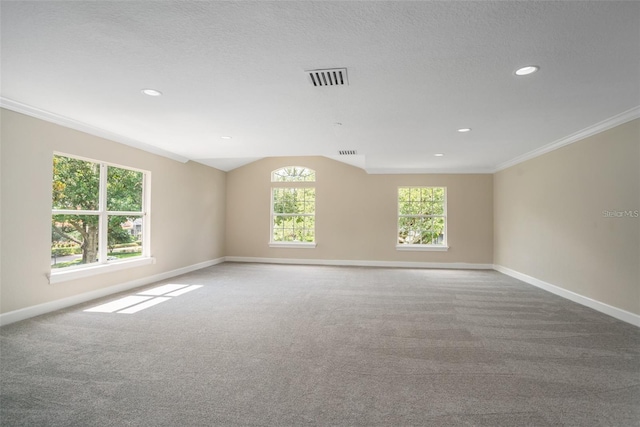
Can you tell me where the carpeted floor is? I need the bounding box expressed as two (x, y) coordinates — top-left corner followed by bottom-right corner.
(1, 263), (639, 426)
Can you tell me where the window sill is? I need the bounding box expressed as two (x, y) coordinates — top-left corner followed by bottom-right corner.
(49, 257), (155, 284)
(269, 242), (317, 249)
(396, 245), (449, 252)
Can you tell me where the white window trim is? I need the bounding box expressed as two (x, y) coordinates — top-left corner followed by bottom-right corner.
(397, 186), (448, 249)
(51, 153), (152, 281)
(269, 242), (317, 249)
(49, 257), (155, 284)
(271, 165), (316, 182)
(270, 167), (316, 246)
(396, 244), (449, 252)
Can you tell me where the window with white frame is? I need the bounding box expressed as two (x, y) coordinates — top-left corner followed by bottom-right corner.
(270, 167), (316, 246)
(397, 187), (447, 249)
(51, 154), (150, 271)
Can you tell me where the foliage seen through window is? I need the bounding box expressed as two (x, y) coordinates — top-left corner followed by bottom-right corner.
(398, 187), (446, 246)
(51, 155), (147, 269)
(271, 167), (315, 244)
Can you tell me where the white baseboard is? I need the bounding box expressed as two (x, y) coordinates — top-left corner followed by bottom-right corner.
(493, 264), (640, 327)
(8, 259), (634, 328)
(226, 256), (494, 270)
(0, 257), (225, 326)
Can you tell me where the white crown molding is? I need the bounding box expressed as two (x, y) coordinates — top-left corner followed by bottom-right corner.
(366, 168), (495, 175)
(325, 155), (367, 171)
(4, 97), (637, 175)
(493, 106), (640, 172)
(194, 157), (264, 172)
(494, 264), (640, 327)
(0, 97), (190, 164)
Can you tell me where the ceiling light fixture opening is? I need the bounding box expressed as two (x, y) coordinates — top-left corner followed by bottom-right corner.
(221, 136), (233, 140)
(141, 88), (162, 96)
(515, 65), (539, 76)
(434, 153), (444, 157)
(457, 128), (472, 133)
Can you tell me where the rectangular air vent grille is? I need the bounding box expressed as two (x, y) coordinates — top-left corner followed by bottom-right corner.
(306, 68), (348, 87)
(338, 150), (357, 155)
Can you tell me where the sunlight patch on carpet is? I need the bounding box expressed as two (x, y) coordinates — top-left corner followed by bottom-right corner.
(137, 284), (189, 296)
(84, 296), (153, 313)
(84, 284), (203, 314)
(118, 297), (171, 314)
(165, 285), (203, 296)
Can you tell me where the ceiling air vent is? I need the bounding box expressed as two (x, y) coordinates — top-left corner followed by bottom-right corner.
(338, 150), (357, 155)
(306, 68), (348, 87)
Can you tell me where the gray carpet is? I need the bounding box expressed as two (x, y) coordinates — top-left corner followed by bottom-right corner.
(1, 263), (639, 426)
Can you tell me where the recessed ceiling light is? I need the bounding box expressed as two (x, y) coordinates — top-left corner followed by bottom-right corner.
(457, 128), (472, 133)
(221, 136), (232, 139)
(434, 153), (444, 157)
(141, 88), (162, 96)
(514, 66), (539, 76)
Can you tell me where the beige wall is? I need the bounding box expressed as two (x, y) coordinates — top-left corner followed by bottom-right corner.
(226, 156), (493, 264)
(494, 119), (640, 315)
(4, 106), (636, 320)
(0, 109), (226, 314)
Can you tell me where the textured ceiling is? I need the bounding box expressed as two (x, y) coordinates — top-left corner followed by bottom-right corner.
(1, 1), (639, 172)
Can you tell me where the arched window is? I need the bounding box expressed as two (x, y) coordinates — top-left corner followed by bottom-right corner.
(271, 166), (315, 182)
(270, 167), (316, 247)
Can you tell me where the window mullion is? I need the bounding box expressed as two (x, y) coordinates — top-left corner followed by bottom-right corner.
(107, 211), (143, 216)
(142, 171), (150, 257)
(52, 209), (99, 215)
(397, 187), (447, 248)
(51, 154), (150, 274)
(98, 163), (108, 264)
(270, 180), (315, 244)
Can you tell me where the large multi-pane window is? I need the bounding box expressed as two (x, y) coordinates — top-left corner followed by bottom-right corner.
(270, 167), (315, 245)
(397, 187), (447, 248)
(51, 154), (149, 270)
